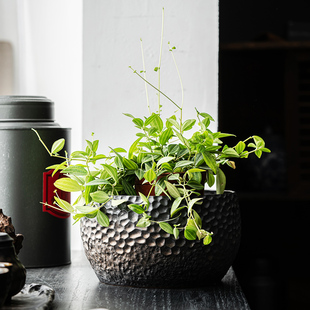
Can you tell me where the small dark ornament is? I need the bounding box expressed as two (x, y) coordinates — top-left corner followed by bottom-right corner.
(0, 233), (26, 300)
(80, 190), (241, 288)
(0, 209), (24, 255)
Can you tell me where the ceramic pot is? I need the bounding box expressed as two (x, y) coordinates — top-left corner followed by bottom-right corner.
(80, 190), (241, 288)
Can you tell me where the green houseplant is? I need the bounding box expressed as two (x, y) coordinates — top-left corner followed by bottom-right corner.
(33, 9), (270, 287)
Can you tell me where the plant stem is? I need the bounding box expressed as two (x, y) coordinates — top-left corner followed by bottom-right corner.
(157, 7), (165, 114)
(31, 128), (67, 160)
(129, 66), (182, 110)
(140, 39), (151, 115)
(168, 42), (184, 132)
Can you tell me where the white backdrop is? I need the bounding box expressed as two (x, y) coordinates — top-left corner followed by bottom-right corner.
(83, 0), (219, 154)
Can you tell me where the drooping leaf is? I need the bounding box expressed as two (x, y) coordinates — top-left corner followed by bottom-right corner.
(216, 168), (226, 194)
(54, 178), (83, 192)
(76, 205), (98, 214)
(159, 222), (174, 234)
(173, 227), (179, 239)
(90, 191), (110, 203)
(164, 181), (181, 198)
(54, 197), (74, 213)
(136, 216), (151, 228)
(202, 151), (217, 174)
(170, 197), (183, 216)
(62, 166), (88, 176)
(128, 204), (145, 214)
(97, 210), (110, 227)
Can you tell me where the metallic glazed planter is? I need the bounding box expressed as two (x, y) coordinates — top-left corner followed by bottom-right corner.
(0, 96), (71, 267)
(80, 190), (241, 288)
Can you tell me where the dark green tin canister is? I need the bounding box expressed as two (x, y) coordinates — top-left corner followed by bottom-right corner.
(0, 96), (71, 267)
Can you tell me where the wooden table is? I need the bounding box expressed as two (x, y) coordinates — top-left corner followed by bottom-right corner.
(24, 251), (250, 310)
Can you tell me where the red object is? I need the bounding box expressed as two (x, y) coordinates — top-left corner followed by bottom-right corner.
(42, 170), (71, 219)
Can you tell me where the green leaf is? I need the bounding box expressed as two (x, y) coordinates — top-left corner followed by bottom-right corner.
(85, 179), (111, 186)
(51, 138), (65, 154)
(151, 114), (163, 132)
(222, 148), (240, 158)
(235, 141), (246, 154)
(90, 191), (110, 203)
(97, 210), (110, 227)
(54, 197), (74, 213)
(76, 205), (97, 214)
(216, 168), (226, 194)
(136, 216), (151, 228)
(175, 160), (194, 168)
(170, 197), (183, 216)
(193, 210), (202, 228)
(187, 198), (203, 215)
(202, 151), (217, 174)
(199, 112), (215, 122)
(167, 118), (180, 130)
(62, 166), (88, 176)
(70, 151), (88, 159)
(255, 149), (262, 158)
(110, 199), (126, 207)
(128, 204), (145, 214)
(144, 168), (157, 183)
(182, 119), (196, 131)
(203, 233), (213, 245)
(54, 178), (83, 192)
(262, 147), (271, 153)
(159, 128), (173, 145)
(101, 164), (118, 184)
(159, 222), (174, 234)
(128, 138), (141, 159)
(132, 118), (144, 128)
(164, 181), (181, 198)
(145, 113), (157, 126)
(173, 227), (179, 239)
(253, 135), (265, 148)
(121, 178), (136, 195)
(184, 225), (197, 240)
(206, 170), (215, 188)
(174, 130), (190, 149)
(123, 113), (135, 118)
(157, 156), (175, 167)
(123, 157), (139, 170)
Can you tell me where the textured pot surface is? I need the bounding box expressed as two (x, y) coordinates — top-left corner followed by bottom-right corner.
(80, 190), (241, 288)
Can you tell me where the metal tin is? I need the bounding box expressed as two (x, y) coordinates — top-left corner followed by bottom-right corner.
(0, 96), (71, 267)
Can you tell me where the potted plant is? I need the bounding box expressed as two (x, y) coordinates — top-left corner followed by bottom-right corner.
(33, 9), (270, 288)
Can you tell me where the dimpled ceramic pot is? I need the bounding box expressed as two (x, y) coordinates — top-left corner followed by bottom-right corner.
(80, 190), (241, 288)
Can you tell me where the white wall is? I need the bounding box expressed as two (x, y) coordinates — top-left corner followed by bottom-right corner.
(83, 0), (219, 154)
(1, 0), (83, 250)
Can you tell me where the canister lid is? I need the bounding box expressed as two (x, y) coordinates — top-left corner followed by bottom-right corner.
(0, 96), (54, 122)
